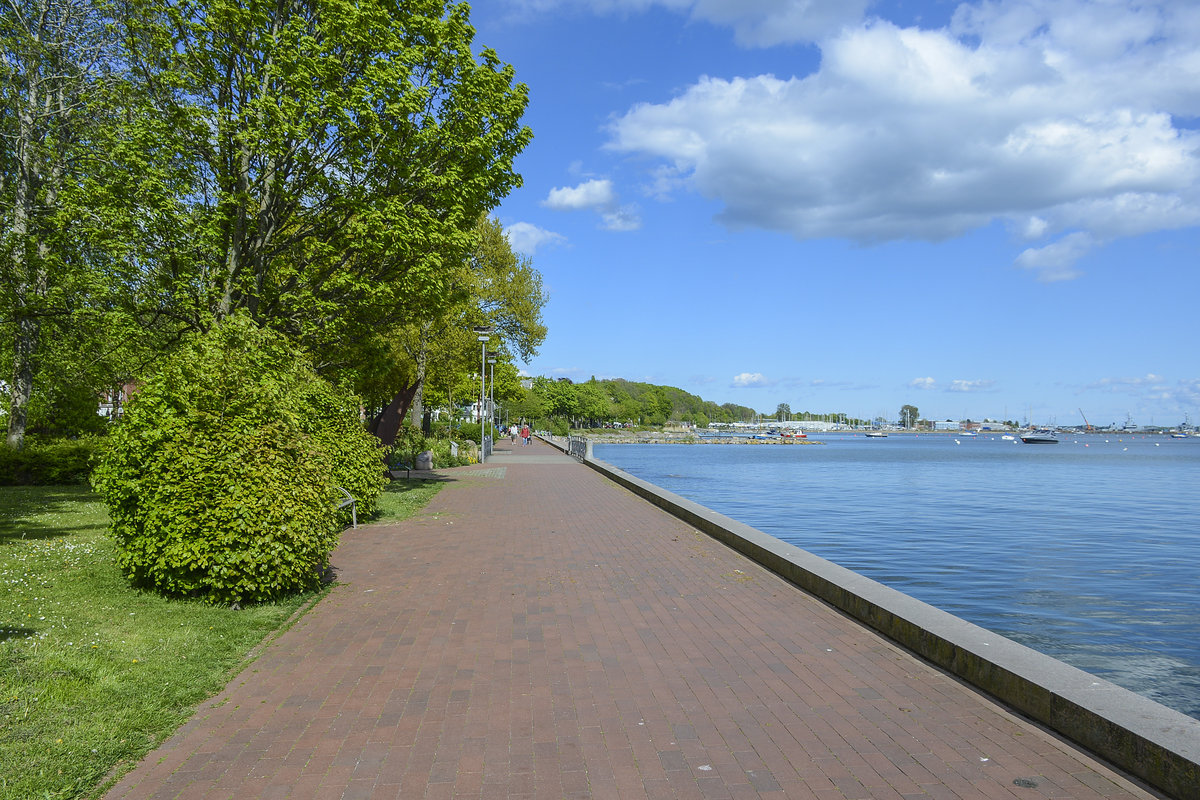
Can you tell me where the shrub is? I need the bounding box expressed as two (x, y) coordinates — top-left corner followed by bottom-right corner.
(298, 381), (387, 524)
(91, 315), (383, 604)
(389, 425), (476, 469)
(455, 422), (482, 444)
(0, 437), (104, 485)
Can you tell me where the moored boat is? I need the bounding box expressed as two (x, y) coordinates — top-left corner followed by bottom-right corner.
(864, 431), (888, 438)
(1020, 430), (1059, 444)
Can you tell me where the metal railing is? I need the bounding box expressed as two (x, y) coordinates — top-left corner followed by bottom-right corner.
(482, 435), (493, 461)
(567, 435), (589, 461)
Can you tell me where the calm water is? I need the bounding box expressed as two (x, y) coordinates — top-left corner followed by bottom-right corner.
(594, 433), (1200, 720)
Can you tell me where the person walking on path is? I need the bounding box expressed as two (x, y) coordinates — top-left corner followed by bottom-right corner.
(520, 423), (530, 445)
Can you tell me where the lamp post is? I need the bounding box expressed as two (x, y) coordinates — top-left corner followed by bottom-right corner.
(471, 326), (493, 425)
(487, 357), (496, 433)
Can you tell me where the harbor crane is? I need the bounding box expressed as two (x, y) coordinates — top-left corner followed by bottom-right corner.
(1079, 408), (1093, 432)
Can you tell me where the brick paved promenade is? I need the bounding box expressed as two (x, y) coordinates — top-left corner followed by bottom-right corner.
(104, 440), (1163, 799)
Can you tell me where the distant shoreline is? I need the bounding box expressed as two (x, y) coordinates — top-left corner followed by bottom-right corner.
(572, 429), (1190, 445)
(579, 433), (825, 445)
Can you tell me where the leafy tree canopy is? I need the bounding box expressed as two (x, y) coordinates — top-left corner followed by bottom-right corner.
(139, 0), (533, 352)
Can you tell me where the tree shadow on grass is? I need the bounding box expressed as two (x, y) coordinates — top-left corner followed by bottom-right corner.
(0, 627), (37, 642)
(0, 485), (104, 544)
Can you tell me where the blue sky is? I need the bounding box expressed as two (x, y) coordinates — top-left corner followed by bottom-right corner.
(472, 0), (1198, 428)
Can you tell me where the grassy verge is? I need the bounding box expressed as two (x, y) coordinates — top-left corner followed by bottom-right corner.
(0, 478), (442, 800)
(375, 478), (443, 522)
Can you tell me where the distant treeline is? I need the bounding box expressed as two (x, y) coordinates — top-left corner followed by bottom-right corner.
(513, 377), (862, 429)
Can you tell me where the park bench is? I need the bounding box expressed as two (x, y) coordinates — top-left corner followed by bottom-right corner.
(334, 485), (357, 528)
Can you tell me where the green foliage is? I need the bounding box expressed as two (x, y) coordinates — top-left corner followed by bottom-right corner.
(298, 382), (387, 522)
(470, 215), (548, 363)
(390, 424), (477, 469)
(533, 377), (578, 419)
(90, 316), (381, 604)
(454, 422), (483, 445)
(0, 437), (104, 485)
(131, 0), (533, 359)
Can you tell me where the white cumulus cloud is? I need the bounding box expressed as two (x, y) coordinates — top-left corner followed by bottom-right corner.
(948, 379), (996, 393)
(1015, 232), (1093, 282)
(732, 372), (772, 387)
(543, 179), (642, 231)
(910, 377), (937, 390)
(544, 179), (617, 211)
(605, 1), (1200, 279)
(1087, 373), (1166, 391)
(505, 222), (566, 255)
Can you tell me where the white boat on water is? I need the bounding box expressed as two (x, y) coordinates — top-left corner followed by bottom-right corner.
(1020, 430), (1059, 444)
(864, 431), (888, 438)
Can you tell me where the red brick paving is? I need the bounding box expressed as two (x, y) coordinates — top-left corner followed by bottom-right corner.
(104, 440), (1164, 799)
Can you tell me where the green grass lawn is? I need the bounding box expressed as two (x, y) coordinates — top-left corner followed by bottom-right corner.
(0, 479), (442, 800)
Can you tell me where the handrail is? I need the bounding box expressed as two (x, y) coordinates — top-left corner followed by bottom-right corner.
(334, 485), (357, 529)
(567, 435), (590, 461)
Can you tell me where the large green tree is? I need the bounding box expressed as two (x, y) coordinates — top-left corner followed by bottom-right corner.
(133, 0), (531, 358)
(403, 215), (546, 433)
(575, 379), (612, 427)
(355, 214), (546, 442)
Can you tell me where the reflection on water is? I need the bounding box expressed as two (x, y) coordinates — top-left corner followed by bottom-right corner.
(596, 434), (1200, 720)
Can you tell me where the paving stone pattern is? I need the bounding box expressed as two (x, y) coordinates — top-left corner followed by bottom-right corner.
(104, 441), (1163, 799)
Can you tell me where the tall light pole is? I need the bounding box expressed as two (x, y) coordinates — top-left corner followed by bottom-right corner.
(487, 357), (496, 432)
(471, 326), (494, 424)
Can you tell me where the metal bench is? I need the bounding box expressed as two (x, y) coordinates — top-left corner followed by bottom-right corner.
(334, 485), (357, 528)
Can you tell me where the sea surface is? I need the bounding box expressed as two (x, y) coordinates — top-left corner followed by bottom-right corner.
(593, 433), (1200, 720)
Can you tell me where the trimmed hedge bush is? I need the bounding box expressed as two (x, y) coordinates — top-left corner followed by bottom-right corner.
(0, 438), (104, 485)
(91, 315), (385, 604)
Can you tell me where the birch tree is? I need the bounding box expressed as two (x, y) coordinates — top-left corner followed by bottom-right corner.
(0, 0), (119, 448)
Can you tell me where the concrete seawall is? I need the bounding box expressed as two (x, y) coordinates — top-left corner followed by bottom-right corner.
(541, 435), (1200, 800)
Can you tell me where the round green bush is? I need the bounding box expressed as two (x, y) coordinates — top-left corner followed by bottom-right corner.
(91, 315), (385, 604)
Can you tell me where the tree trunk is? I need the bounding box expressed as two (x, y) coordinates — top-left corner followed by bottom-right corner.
(6, 55), (40, 451)
(3, 0), (80, 449)
(369, 381), (420, 447)
(6, 318), (39, 450)
(408, 320), (433, 430)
